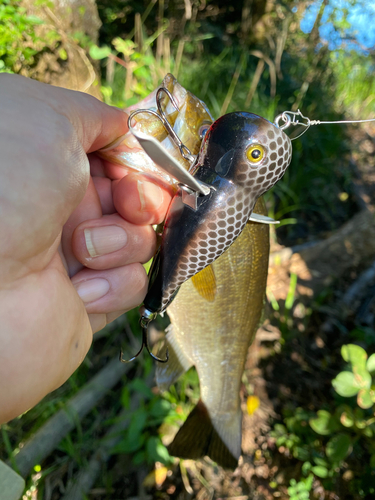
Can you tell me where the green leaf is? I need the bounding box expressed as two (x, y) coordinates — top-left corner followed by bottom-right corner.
(363, 426), (373, 438)
(341, 344), (367, 370)
(121, 386), (130, 409)
(340, 410), (354, 427)
(332, 371), (360, 397)
(112, 432), (145, 454)
(146, 436), (171, 464)
(149, 398), (172, 419)
(309, 410), (340, 435)
(353, 368), (372, 389)
(293, 446), (310, 461)
(326, 433), (352, 462)
(312, 465), (329, 478)
(302, 461), (312, 475)
(313, 456), (329, 467)
(357, 388), (374, 409)
(58, 48), (67, 60)
(370, 453), (375, 469)
(367, 354), (375, 374)
(89, 44), (111, 60)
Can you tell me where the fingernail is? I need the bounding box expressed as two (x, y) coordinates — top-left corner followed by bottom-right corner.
(75, 278), (110, 304)
(84, 226), (127, 258)
(137, 180), (163, 212)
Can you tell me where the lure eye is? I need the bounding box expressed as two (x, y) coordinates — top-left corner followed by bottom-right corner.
(246, 144), (265, 163)
(199, 123), (211, 139)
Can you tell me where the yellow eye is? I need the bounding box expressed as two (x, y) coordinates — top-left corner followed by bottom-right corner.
(246, 144), (265, 163)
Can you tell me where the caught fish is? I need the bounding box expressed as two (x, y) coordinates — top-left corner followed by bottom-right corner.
(156, 197), (269, 469)
(98, 73), (213, 184)
(109, 76), (292, 467)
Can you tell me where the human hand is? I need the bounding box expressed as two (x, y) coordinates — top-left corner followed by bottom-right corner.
(0, 74), (172, 423)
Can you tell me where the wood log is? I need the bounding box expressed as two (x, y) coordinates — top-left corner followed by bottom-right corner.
(268, 209), (375, 301)
(9, 357), (131, 478)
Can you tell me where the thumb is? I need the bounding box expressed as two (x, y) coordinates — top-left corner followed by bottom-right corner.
(47, 86), (129, 153)
(8, 74), (129, 153)
(59, 90), (129, 153)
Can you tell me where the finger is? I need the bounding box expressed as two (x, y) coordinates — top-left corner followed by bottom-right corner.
(62, 177), (102, 277)
(113, 173), (173, 225)
(89, 310), (126, 334)
(72, 213), (156, 269)
(72, 263), (148, 315)
(89, 153), (107, 177)
(92, 176), (115, 214)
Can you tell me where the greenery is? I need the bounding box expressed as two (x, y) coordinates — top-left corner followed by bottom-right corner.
(1, 0), (375, 498)
(0, 0), (62, 74)
(271, 343), (375, 497)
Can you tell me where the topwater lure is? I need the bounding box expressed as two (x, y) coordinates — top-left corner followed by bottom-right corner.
(120, 88), (293, 363)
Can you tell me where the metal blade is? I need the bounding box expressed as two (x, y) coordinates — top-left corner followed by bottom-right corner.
(130, 128), (210, 196)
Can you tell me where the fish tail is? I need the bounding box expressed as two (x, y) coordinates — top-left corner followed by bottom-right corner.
(168, 399), (240, 470)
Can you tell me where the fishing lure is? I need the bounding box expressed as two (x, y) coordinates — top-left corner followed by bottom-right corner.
(120, 88), (292, 363)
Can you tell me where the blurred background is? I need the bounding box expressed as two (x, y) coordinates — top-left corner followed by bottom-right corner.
(1, 0), (375, 498)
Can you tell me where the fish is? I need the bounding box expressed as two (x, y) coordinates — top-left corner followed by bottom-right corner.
(104, 76), (292, 467)
(156, 197), (270, 469)
(142, 111), (292, 316)
(98, 73), (214, 185)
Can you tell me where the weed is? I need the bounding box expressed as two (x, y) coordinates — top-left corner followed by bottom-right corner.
(272, 343), (375, 497)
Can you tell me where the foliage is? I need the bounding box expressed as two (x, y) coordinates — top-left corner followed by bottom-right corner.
(272, 344), (375, 498)
(113, 378), (175, 465)
(287, 474), (314, 500)
(0, 0), (61, 74)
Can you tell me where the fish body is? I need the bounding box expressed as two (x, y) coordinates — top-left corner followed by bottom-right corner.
(98, 73), (213, 183)
(156, 198), (270, 469)
(144, 112), (292, 314)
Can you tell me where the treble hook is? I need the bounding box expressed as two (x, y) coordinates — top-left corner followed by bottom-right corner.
(127, 87), (195, 164)
(119, 307), (169, 363)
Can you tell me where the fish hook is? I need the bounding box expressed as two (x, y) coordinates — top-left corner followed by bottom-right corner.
(127, 87), (195, 164)
(156, 87), (195, 163)
(119, 307), (169, 363)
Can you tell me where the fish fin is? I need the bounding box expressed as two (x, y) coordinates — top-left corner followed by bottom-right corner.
(249, 213), (280, 224)
(156, 325), (193, 391)
(168, 400), (239, 470)
(191, 265), (217, 302)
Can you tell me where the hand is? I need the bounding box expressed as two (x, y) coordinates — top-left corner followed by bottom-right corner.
(0, 74), (172, 423)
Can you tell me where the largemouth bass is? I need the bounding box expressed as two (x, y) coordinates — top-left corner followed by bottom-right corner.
(156, 197), (269, 469)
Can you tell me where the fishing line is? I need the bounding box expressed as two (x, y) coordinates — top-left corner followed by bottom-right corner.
(274, 109), (375, 140)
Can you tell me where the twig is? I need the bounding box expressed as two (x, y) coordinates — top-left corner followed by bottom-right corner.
(245, 58), (265, 108)
(220, 52), (247, 116)
(249, 50), (277, 99)
(9, 357), (131, 478)
(174, 40), (185, 80)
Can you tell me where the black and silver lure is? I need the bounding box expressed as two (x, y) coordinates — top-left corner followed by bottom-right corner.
(121, 91), (292, 363)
